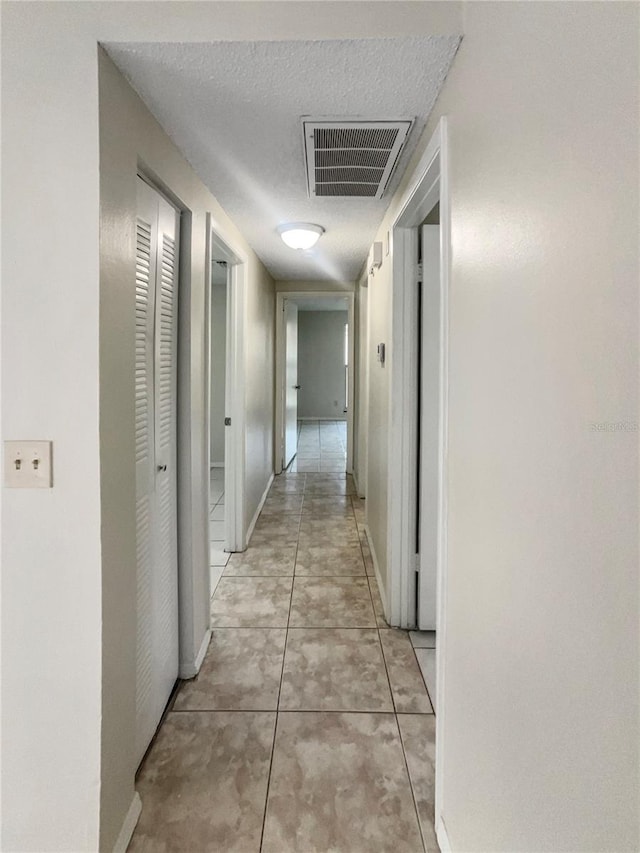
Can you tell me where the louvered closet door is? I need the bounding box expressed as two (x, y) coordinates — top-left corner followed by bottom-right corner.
(135, 178), (180, 766)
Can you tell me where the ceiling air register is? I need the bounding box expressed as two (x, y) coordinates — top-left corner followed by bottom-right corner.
(303, 119), (414, 199)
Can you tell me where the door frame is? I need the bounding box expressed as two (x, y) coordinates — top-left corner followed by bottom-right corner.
(386, 117), (450, 834)
(275, 291), (355, 474)
(355, 276), (370, 498)
(205, 219), (247, 556)
(134, 173), (182, 764)
(282, 299), (300, 469)
(417, 223), (441, 631)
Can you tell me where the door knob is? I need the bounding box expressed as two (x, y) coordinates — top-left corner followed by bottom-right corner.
(157, 464), (167, 472)
(294, 385), (301, 390)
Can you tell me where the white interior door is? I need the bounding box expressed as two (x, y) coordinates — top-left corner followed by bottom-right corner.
(284, 300), (299, 467)
(135, 177), (180, 765)
(418, 225), (441, 630)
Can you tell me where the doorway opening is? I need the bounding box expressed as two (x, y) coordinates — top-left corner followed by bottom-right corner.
(134, 174), (181, 768)
(275, 292), (355, 475)
(206, 225), (247, 596)
(388, 118), (450, 843)
(208, 259), (229, 594)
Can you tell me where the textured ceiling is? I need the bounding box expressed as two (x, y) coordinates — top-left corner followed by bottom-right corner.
(105, 37), (461, 281)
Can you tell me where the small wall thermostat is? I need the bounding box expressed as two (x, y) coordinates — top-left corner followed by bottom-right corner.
(368, 241), (383, 274)
(377, 343), (386, 365)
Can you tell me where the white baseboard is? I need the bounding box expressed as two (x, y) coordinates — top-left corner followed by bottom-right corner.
(436, 817), (452, 853)
(180, 628), (211, 679)
(363, 524), (388, 620)
(246, 472), (274, 545)
(352, 468), (366, 499)
(194, 629), (211, 673)
(113, 792), (142, 853)
(352, 469), (367, 499)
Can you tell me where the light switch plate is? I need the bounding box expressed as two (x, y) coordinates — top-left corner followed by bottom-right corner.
(4, 441), (53, 488)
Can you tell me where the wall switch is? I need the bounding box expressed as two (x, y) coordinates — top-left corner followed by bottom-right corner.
(4, 441), (53, 488)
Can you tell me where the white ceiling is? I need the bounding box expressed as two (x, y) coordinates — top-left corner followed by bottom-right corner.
(105, 37), (461, 281)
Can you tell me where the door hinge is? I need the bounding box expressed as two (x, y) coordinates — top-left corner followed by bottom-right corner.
(224, 417), (231, 426)
(416, 262), (423, 284)
(413, 553), (420, 573)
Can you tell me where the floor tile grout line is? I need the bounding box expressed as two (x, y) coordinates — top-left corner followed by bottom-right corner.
(257, 712), (279, 853)
(216, 468), (419, 839)
(257, 473), (301, 853)
(169, 707), (433, 715)
(376, 621), (401, 717)
(215, 623), (379, 629)
(354, 516), (400, 718)
(224, 575), (367, 579)
(353, 474), (430, 853)
(395, 713), (429, 853)
(143, 462), (436, 851)
(410, 644), (436, 714)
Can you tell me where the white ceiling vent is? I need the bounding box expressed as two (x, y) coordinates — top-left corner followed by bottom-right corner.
(303, 118), (414, 199)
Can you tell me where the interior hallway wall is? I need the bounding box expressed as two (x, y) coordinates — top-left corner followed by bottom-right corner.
(2, 4), (464, 841)
(297, 311), (348, 419)
(98, 50), (275, 851)
(210, 279), (227, 466)
(353, 269), (369, 498)
(364, 3), (639, 851)
(363, 256), (391, 609)
(276, 279), (355, 294)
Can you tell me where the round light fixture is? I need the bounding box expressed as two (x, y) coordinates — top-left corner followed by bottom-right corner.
(277, 222), (324, 250)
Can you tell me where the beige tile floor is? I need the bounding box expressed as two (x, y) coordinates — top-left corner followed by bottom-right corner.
(288, 419), (347, 472)
(210, 467), (229, 595)
(130, 472), (438, 853)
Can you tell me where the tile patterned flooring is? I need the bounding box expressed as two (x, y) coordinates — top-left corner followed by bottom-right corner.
(210, 467), (229, 594)
(130, 472), (438, 853)
(288, 419), (347, 472)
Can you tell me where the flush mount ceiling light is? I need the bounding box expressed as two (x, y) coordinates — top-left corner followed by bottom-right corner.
(277, 222), (324, 250)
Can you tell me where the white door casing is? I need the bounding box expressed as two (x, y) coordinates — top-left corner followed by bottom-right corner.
(275, 291), (355, 476)
(205, 225), (247, 555)
(387, 116), (450, 836)
(418, 225), (441, 630)
(284, 300), (299, 468)
(135, 177), (180, 766)
(357, 280), (370, 498)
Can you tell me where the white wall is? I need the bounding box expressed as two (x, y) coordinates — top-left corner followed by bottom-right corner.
(243, 263), (277, 523)
(4, 7), (460, 838)
(10, 3), (634, 851)
(364, 2), (639, 851)
(276, 279), (355, 294)
(297, 311), (348, 419)
(363, 255), (392, 603)
(2, 10), (104, 851)
(2, 2), (284, 843)
(99, 50), (275, 851)
(210, 280), (227, 466)
(353, 270), (369, 497)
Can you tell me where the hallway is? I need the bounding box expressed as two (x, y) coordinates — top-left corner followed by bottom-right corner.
(130, 472), (437, 852)
(289, 419), (348, 472)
